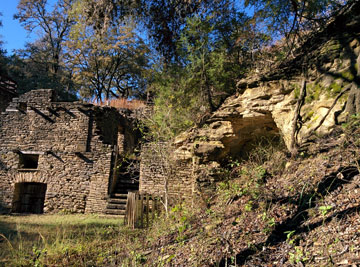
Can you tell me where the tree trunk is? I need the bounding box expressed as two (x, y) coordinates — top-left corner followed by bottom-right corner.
(290, 79), (306, 156)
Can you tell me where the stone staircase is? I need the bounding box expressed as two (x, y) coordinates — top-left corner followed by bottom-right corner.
(105, 177), (139, 216)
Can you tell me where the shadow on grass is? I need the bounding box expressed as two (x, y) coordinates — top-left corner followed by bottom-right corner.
(0, 214), (43, 244)
(0, 214), (126, 248)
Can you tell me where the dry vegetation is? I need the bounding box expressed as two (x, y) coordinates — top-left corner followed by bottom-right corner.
(123, 116), (360, 266)
(92, 98), (146, 110)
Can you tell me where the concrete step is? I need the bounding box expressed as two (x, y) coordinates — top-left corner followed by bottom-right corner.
(106, 203), (126, 210)
(108, 198), (127, 204)
(114, 185), (139, 193)
(105, 209), (126, 215)
(112, 193), (128, 198)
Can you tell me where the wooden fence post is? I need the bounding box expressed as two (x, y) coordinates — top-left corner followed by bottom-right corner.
(140, 194), (144, 228)
(146, 194), (149, 227)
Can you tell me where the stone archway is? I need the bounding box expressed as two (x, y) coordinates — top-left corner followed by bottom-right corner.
(219, 114), (281, 160)
(12, 182), (47, 214)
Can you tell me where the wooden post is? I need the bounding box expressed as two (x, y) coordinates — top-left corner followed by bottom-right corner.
(125, 192), (140, 229)
(152, 197), (156, 220)
(140, 194), (144, 228)
(132, 193), (136, 229)
(146, 194), (149, 227)
(135, 192), (141, 229)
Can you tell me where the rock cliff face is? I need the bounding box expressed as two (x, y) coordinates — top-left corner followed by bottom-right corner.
(174, 1), (360, 167)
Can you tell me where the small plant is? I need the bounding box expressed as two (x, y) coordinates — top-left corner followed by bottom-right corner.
(32, 246), (47, 267)
(227, 157), (241, 168)
(130, 251), (147, 264)
(255, 166), (267, 181)
(176, 215), (189, 242)
(217, 180), (246, 204)
(284, 230), (296, 245)
(244, 201), (253, 212)
(260, 212), (276, 234)
(288, 246), (309, 264)
(267, 217), (276, 227)
(318, 205), (333, 216)
(196, 136), (209, 142)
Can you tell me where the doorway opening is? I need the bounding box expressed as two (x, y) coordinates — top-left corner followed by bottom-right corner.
(12, 182), (47, 214)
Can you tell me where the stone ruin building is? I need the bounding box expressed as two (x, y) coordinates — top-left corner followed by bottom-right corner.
(0, 87), (195, 215)
(0, 89), (141, 215)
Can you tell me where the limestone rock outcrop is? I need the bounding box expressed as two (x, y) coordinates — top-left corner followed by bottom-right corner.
(174, 1), (360, 165)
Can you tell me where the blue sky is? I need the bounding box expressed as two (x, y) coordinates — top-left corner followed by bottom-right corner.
(0, 0), (255, 55)
(0, 1), (33, 54)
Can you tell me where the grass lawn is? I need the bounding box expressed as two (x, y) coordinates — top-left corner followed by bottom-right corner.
(0, 214), (143, 266)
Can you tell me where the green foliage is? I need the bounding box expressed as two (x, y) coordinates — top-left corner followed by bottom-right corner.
(244, 201), (253, 212)
(288, 246), (309, 264)
(318, 205), (333, 216)
(292, 83), (301, 99)
(145, 202), (198, 252)
(305, 83), (322, 103)
(340, 70), (355, 81)
(68, 5), (149, 101)
(178, 15), (241, 111)
(148, 12), (256, 137)
(5, 51), (77, 100)
(284, 230), (296, 245)
(261, 212), (276, 234)
(217, 180), (247, 203)
(146, 66), (197, 139)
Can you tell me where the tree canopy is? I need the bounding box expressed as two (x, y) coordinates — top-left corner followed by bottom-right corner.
(0, 0), (350, 134)
(67, 7), (149, 101)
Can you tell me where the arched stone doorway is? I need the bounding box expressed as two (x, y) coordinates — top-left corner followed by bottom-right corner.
(12, 182), (47, 214)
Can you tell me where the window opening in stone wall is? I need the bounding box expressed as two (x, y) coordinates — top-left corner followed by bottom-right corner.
(18, 102), (27, 113)
(12, 182), (47, 214)
(19, 153), (39, 169)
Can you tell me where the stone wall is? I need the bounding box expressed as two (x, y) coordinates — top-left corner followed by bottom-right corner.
(139, 143), (193, 201)
(0, 89), (127, 214)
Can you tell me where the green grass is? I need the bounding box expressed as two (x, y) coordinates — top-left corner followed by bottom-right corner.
(0, 214), (144, 266)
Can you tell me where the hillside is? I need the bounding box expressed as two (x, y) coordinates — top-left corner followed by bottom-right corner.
(127, 1), (360, 265)
(136, 121), (360, 265)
